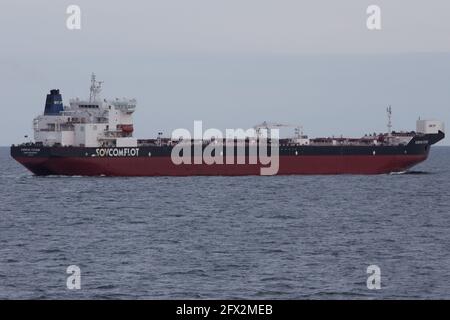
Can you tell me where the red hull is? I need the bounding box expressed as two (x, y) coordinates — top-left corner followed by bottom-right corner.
(14, 154), (428, 176)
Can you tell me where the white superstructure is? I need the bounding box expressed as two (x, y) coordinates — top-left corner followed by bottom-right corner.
(416, 119), (445, 135)
(34, 74), (137, 148)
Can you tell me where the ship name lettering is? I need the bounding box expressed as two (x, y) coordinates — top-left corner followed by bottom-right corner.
(95, 148), (139, 157)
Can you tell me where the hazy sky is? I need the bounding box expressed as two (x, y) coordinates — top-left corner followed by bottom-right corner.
(1, 0), (449, 145)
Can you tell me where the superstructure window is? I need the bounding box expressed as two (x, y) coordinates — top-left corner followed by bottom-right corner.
(79, 104), (99, 109)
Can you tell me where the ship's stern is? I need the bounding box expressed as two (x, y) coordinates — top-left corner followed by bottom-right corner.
(10, 145), (53, 175)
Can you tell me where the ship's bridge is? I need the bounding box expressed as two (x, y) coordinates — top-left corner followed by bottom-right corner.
(111, 99), (136, 114)
(33, 74), (138, 148)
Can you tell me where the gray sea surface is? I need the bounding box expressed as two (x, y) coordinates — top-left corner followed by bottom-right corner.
(0, 146), (449, 299)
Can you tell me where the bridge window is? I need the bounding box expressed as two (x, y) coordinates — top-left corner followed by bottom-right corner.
(79, 104), (99, 109)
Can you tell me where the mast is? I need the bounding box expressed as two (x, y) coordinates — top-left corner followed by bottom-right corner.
(387, 105), (392, 136)
(89, 73), (103, 102)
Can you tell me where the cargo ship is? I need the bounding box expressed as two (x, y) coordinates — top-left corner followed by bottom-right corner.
(11, 75), (445, 176)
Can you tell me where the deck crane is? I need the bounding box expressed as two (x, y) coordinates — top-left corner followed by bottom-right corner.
(253, 121), (304, 139)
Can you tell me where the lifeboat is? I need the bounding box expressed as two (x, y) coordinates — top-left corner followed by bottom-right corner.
(118, 124), (134, 133)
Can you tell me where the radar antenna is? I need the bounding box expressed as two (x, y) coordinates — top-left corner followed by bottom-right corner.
(89, 73), (103, 102)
